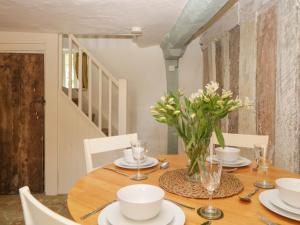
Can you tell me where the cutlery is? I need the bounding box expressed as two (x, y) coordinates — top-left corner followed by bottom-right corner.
(239, 187), (259, 202)
(103, 167), (130, 177)
(145, 161), (169, 175)
(165, 198), (195, 210)
(201, 221), (211, 225)
(258, 213), (281, 225)
(80, 200), (116, 220)
(223, 168), (238, 173)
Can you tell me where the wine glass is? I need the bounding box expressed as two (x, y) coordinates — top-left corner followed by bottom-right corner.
(130, 140), (148, 181)
(197, 158), (223, 220)
(253, 144), (274, 189)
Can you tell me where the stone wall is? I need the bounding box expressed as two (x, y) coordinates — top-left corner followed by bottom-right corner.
(198, 0), (300, 173)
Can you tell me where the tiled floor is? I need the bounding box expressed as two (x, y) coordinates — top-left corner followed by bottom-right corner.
(0, 194), (72, 225)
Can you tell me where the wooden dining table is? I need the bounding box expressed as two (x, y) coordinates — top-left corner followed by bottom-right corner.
(67, 154), (300, 225)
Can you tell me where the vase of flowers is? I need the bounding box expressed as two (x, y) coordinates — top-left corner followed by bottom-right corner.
(151, 81), (250, 181)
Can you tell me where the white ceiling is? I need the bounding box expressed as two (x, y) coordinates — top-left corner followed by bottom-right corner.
(0, 0), (188, 46)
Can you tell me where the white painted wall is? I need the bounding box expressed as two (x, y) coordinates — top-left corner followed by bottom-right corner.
(57, 92), (104, 193)
(179, 39), (203, 96)
(78, 38), (168, 156)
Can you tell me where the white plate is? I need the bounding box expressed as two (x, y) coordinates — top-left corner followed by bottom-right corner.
(259, 189), (300, 221)
(114, 157), (158, 169)
(221, 157), (245, 165)
(207, 155), (251, 168)
(106, 201), (174, 225)
(270, 189), (300, 215)
(222, 157), (251, 167)
(123, 158), (147, 164)
(98, 200), (185, 225)
(121, 157), (151, 166)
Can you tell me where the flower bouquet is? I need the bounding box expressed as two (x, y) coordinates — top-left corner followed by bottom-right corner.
(151, 81), (250, 180)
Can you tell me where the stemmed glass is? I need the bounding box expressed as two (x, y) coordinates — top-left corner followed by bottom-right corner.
(197, 158), (223, 220)
(130, 140), (148, 181)
(253, 144), (274, 189)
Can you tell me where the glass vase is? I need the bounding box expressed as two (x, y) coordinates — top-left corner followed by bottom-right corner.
(185, 144), (209, 182)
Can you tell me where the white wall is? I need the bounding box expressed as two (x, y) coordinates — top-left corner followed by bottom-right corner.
(58, 92), (104, 193)
(179, 39), (203, 96)
(78, 38), (168, 156)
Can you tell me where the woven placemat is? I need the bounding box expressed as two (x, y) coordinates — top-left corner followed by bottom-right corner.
(159, 169), (244, 199)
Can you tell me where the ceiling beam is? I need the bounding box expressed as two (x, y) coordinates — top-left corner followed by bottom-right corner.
(190, 0), (238, 42)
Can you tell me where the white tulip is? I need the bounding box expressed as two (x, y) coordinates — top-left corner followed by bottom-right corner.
(168, 97), (175, 104)
(189, 92), (200, 102)
(160, 108), (167, 113)
(205, 81), (219, 96)
(166, 104), (175, 110)
(221, 89), (233, 99)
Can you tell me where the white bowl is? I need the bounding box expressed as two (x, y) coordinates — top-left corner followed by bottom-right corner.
(215, 147), (240, 163)
(117, 184), (165, 221)
(276, 178), (300, 208)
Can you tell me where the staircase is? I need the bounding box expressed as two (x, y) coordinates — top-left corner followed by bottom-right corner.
(58, 34), (127, 137)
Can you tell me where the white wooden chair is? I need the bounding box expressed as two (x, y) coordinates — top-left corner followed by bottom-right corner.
(210, 132), (269, 155)
(84, 133), (138, 173)
(19, 186), (79, 225)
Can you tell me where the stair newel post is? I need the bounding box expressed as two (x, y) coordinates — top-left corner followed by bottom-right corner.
(78, 49), (83, 110)
(108, 78), (112, 136)
(98, 69), (103, 131)
(68, 35), (73, 100)
(118, 79), (127, 135)
(88, 57), (92, 121)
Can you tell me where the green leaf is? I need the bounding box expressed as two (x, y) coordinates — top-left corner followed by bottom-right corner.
(214, 126), (225, 148)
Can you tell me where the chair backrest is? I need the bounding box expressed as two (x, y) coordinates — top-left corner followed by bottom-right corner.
(210, 132), (269, 154)
(19, 186), (79, 225)
(84, 133), (138, 173)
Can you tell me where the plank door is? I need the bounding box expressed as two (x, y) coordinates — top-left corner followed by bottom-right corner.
(0, 53), (45, 194)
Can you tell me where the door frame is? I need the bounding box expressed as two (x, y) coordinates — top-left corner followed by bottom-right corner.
(0, 32), (59, 195)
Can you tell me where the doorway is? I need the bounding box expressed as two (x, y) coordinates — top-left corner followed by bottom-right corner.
(0, 53), (45, 194)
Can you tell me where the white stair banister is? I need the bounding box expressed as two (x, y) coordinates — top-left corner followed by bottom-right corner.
(60, 34), (127, 137)
(68, 36), (72, 100)
(58, 34), (63, 88)
(98, 69), (103, 130)
(78, 49), (83, 110)
(108, 78), (112, 136)
(118, 79), (127, 135)
(88, 57), (92, 120)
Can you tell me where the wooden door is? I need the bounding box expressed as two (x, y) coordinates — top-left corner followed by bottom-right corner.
(0, 53), (45, 194)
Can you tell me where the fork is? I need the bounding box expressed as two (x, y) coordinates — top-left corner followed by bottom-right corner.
(165, 198), (196, 210)
(103, 167), (130, 177)
(258, 213), (281, 225)
(80, 200), (116, 220)
(223, 168), (238, 173)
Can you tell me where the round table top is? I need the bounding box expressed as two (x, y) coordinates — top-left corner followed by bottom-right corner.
(67, 154), (300, 225)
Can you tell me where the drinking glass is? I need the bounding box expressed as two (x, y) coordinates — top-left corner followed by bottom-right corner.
(253, 144), (274, 189)
(130, 140), (148, 181)
(197, 158), (223, 220)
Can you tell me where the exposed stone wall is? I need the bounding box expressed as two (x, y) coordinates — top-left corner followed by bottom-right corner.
(199, 0), (300, 173)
